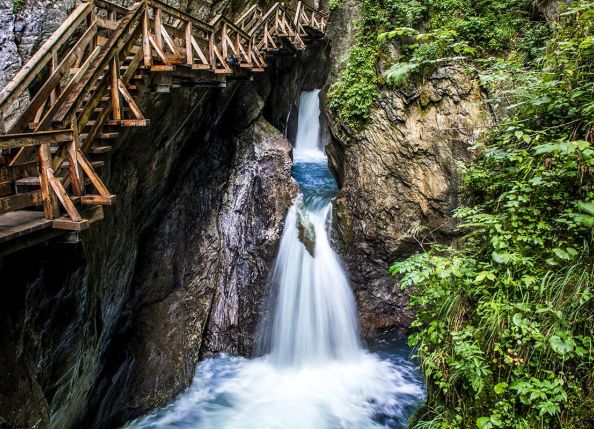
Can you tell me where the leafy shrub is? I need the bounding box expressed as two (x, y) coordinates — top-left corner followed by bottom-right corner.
(391, 2), (594, 427)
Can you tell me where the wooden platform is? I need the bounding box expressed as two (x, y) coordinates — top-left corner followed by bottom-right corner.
(0, 211), (52, 243)
(0, 0), (327, 256)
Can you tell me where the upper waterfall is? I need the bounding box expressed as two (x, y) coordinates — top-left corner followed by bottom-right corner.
(292, 89), (327, 162)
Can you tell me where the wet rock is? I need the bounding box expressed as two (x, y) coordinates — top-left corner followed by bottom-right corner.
(326, 68), (489, 334)
(322, 0), (491, 336)
(297, 208), (316, 256)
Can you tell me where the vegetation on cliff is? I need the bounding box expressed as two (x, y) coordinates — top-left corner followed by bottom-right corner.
(327, 0), (548, 130)
(387, 1), (594, 427)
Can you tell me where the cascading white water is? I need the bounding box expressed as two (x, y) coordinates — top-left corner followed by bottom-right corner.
(123, 91), (424, 429)
(292, 90), (326, 162)
(259, 88), (361, 367)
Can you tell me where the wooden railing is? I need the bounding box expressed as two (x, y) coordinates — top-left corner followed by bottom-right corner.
(0, 0), (327, 236)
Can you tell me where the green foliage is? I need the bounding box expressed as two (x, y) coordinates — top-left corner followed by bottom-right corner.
(12, 0), (24, 11)
(391, 2), (594, 428)
(382, 0), (549, 85)
(328, 0), (342, 10)
(327, 0), (389, 130)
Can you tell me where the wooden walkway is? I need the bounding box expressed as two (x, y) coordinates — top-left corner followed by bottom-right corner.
(0, 0), (327, 255)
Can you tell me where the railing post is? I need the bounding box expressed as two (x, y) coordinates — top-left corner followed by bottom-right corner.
(110, 56), (122, 120)
(67, 119), (83, 196)
(154, 7), (163, 50)
(209, 31), (216, 69)
(185, 21), (193, 65)
(222, 22), (228, 60)
(142, 2), (152, 67)
(50, 50), (59, 105)
(38, 144), (60, 219)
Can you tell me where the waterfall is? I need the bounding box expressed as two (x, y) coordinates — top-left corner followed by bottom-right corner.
(292, 89), (326, 162)
(123, 91), (424, 429)
(258, 90), (361, 366)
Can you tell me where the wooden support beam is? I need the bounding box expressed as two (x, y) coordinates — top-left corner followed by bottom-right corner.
(38, 144), (60, 219)
(154, 7), (163, 50)
(80, 194), (116, 205)
(77, 149), (110, 197)
(143, 7), (152, 67)
(111, 56), (122, 120)
(185, 22), (193, 65)
(0, 129), (74, 150)
(160, 24), (181, 60)
(67, 122), (83, 196)
(117, 79), (144, 120)
(47, 169), (83, 222)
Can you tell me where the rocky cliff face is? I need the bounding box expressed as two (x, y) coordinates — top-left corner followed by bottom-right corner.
(323, 2), (491, 335)
(0, 1), (328, 428)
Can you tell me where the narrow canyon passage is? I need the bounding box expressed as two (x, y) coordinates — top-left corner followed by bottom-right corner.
(123, 91), (424, 429)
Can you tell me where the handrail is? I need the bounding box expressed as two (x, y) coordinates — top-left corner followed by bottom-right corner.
(0, 2), (93, 116)
(210, 15), (252, 41)
(248, 2), (282, 37)
(49, 1), (145, 127)
(144, 0), (213, 33)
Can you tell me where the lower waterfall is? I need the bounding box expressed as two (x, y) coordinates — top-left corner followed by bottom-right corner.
(124, 90), (424, 429)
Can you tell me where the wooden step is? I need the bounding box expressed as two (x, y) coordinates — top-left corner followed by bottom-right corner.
(80, 194), (116, 205)
(63, 160), (104, 169)
(80, 132), (119, 140)
(52, 216), (89, 231)
(14, 161), (104, 189)
(88, 146), (112, 154)
(106, 119), (150, 127)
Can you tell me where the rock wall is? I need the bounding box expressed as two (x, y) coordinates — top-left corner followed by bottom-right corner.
(322, 1), (491, 335)
(0, 1), (329, 429)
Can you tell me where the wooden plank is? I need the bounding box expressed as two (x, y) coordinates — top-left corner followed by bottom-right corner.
(52, 217), (89, 231)
(77, 150), (110, 196)
(143, 8), (152, 67)
(97, 16), (119, 30)
(0, 129), (73, 150)
(155, 7), (163, 50)
(80, 194), (116, 205)
(0, 191), (43, 214)
(160, 24), (181, 60)
(0, 2), (92, 115)
(0, 181), (12, 197)
(117, 79), (144, 120)
(107, 119), (149, 127)
(0, 161), (38, 182)
(185, 22), (193, 65)
(111, 56), (122, 120)
(95, 0), (130, 16)
(38, 144), (60, 219)
(0, 210), (51, 243)
(67, 124), (83, 196)
(47, 169), (83, 222)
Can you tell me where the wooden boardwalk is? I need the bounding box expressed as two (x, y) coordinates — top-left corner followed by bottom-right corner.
(0, 0), (327, 255)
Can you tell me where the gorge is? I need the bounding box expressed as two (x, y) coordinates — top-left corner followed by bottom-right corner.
(3, 0), (591, 428)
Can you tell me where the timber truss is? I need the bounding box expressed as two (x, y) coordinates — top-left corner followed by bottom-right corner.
(0, 0), (327, 253)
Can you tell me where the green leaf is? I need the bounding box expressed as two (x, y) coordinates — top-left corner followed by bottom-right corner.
(494, 382), (508, 394)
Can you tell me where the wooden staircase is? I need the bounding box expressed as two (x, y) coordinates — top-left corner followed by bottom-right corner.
(0, 0), (327, 253)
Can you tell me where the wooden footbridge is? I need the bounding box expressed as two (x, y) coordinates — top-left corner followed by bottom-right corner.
(0, 0), (327, 255)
